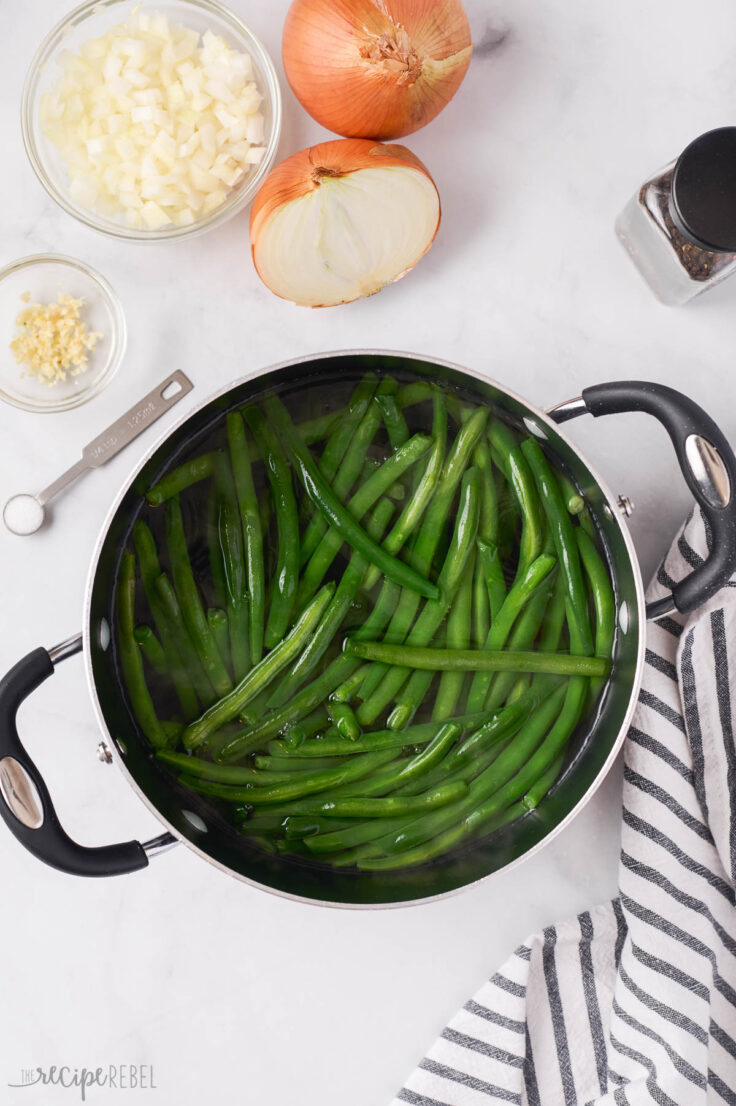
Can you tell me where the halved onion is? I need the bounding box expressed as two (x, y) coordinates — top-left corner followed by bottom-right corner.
(282, 0), (473, 140)
(249, 139), (441, 308)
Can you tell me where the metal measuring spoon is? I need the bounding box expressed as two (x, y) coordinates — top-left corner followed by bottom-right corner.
(3, 370), (193, 536)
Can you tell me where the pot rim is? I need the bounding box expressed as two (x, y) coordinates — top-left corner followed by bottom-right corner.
(83, 349), (646, 908)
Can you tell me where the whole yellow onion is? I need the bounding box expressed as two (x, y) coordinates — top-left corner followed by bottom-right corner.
(282, 0), (473, 140)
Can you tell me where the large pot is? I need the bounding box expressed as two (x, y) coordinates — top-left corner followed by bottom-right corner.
(1, 351), (734, 907)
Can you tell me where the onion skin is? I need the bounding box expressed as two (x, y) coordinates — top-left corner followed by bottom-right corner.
(282, 0), (473, 140)
(250, 138), (441, 308)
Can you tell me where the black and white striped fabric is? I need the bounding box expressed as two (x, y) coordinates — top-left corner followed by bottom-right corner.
(392, 511), (736, 1106)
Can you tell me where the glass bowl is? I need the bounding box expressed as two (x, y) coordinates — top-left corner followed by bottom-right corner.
(0, 254), (126, 412)
(21, 0), (282, 242)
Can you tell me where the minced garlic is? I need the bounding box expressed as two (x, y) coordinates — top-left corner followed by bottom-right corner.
(9, 292), (102, 385)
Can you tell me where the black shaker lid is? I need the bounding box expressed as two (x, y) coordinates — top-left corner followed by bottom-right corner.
(671, 127), (736, 252)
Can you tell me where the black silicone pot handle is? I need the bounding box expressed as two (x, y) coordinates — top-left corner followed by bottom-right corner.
(0, 647), (148, 877)
(581, 381), (736, 614)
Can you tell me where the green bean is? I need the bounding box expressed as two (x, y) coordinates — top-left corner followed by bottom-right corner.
(332, 664), (372, 704)
(579, 508), (596, 539)
(465, 553), (556, 713)
(397, 381), (434, 407)
(198, 721), (249, 759)
(166, 496), (233, 698)
(183, 748), (395, 804)
(282, 816), (355, 839)
(327, 700), (361, 741)
(268, 498), (395, 708)
(375, 378), (410, 449)
(234, 808), (289, 830)
(182, 584), (335, 749)
(359, 406), (487, 700)
(212, 454), (250, 680)
(243, 405), (299, 649)
(283, 707), (329, 747)
(207, 476), (228, 609)
(522, 749), (566, 812)
(445, 394), (472, 425)
(302, 402), (387, 586)
(254, 754), (345, 773)
(432, 565), (473, 721)
(488, 422), (543, 580)
(558, 473), (585, 515)
(385, 672), (432, 732)
(363, 389), (447, 591)
(305, 816), (411, 857)
(146, 453), (216, 506)
(474, 438), (499, 543)
(132, 523), (180, 630)
(477, 539), (506, 622)
(234, 758), (408, 818)
(134, 625), (167, 672)
(226, 412), (265, 664)
(466, 802), (528, 846)
(494, 479), (519, 570)
(207, 608), (231, 675)
(539, 573), (568, 653)
(297, 433), (431, 605)
(117, 552), (166, 748)
(576, 528), (615, 699)
(275, 782), (468, 820)
(346, 642), (608, 678)
(472, 555), (490, 652)
(152, 572), (216, 708)
(297, 411), (340, 445)
(157, 750), (262, 784)
(358, 467), (481, 728)
(521, 438), (594, 655)
(299, 379), (380, 566)
(265, 395), (438, 600)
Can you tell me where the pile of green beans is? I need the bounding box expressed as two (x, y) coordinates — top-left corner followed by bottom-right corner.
(116, 373), (615, 871)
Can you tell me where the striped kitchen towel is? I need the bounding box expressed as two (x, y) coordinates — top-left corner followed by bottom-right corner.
(392, 509), (736, 1106)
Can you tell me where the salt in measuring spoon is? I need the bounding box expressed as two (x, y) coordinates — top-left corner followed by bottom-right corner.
(3, 370), (193, 535)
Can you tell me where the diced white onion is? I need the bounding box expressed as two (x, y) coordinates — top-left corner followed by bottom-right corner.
(40, 9), (268, 230)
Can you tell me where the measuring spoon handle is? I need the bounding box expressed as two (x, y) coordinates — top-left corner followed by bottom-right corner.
(37, 370), (193, 507)
(38, 459), (89, 508)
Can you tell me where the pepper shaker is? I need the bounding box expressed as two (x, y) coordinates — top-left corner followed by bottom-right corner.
(616, 126), (736, 305)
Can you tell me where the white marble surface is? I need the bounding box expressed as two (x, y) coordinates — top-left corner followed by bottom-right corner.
(1, 0), (735, 1101)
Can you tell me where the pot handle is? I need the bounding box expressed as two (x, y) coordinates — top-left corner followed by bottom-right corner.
(549, 381), (736, 618)
(0, 637), (169, 876)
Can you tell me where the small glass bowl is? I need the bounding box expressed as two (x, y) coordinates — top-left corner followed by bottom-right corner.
(0, 254), (126, 412)
(21, 0), (282, 242)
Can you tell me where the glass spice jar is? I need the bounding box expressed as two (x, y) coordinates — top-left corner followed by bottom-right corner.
(616, 127), (736, 305)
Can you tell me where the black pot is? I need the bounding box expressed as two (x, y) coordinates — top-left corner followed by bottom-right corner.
(2, 352), (734, 907)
